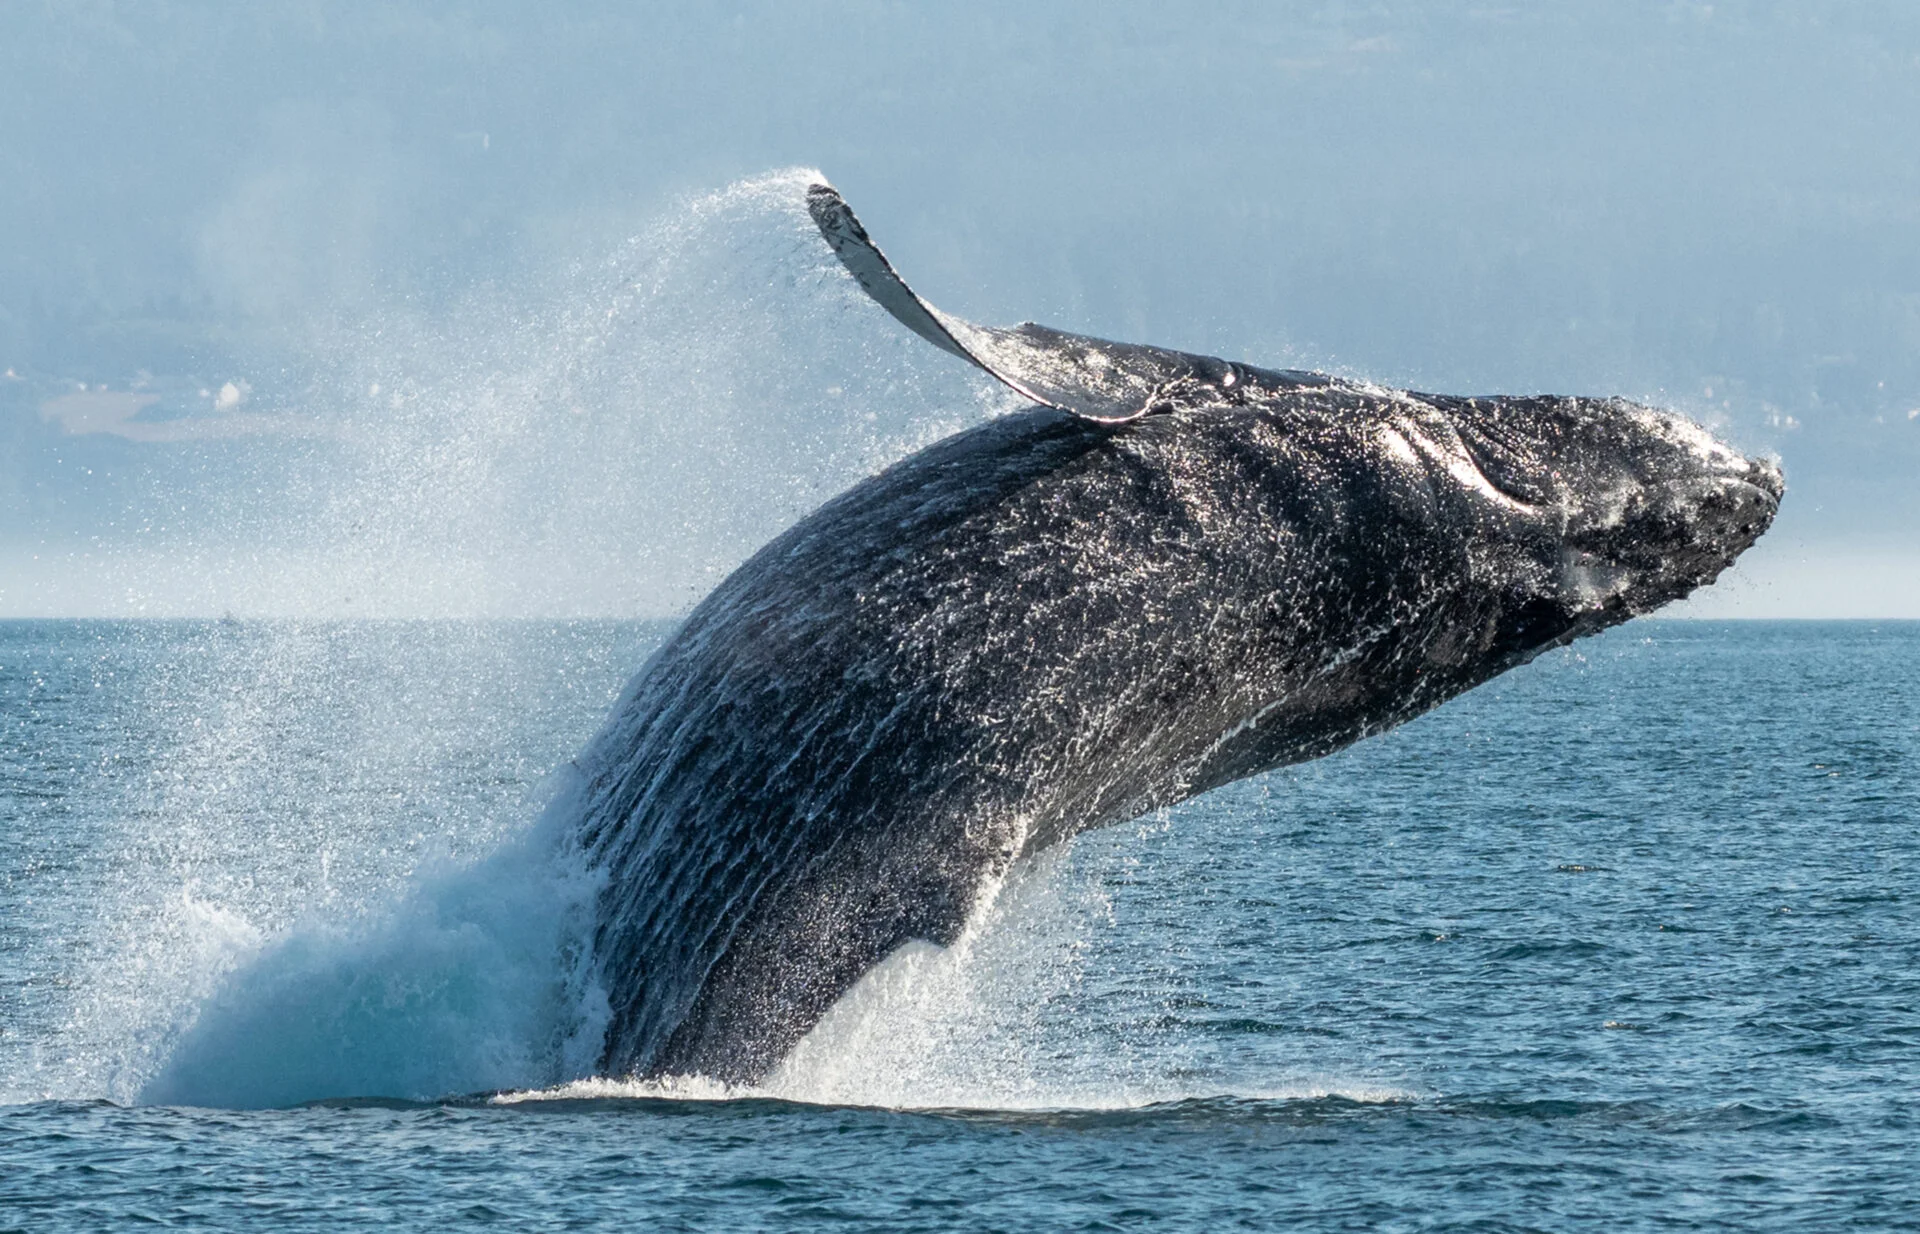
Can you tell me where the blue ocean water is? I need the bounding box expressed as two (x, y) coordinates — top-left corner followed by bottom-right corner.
(1, 618), (1915, 1229)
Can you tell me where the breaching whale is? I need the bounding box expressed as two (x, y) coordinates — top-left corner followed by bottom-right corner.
(570, 181), (1782, 1084)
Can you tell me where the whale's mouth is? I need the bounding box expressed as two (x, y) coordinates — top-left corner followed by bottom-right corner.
(1559, 455), (1781, 613)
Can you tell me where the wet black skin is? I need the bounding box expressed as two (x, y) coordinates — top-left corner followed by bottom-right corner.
(567, 383), (1781, 1084)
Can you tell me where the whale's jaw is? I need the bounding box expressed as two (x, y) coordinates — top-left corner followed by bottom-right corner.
(1588, 452), (1782, 615)
(1565, 422), (1781, 619)
(1433, 395), (1782, 628)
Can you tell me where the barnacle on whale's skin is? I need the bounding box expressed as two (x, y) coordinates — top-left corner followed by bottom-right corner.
(571, 181), (1782, 1085)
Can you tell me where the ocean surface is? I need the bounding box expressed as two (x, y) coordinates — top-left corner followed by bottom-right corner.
(1, 618), (1915, 1230)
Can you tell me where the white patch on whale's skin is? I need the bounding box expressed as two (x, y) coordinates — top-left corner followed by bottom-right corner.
(1397, 420), (1538, 513)
(1376, 425), (1420, 467)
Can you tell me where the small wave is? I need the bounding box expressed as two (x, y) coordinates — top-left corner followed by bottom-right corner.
(1487, 938), (1612, 961)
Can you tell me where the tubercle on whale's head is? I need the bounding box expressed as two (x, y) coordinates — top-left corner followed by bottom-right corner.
(1410, 394), (1783, 639)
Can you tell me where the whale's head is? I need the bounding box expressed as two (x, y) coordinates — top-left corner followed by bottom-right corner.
(1381, 392), (1782, 650)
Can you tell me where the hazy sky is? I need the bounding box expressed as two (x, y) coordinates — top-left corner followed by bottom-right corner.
(2, 1), (1917, 617)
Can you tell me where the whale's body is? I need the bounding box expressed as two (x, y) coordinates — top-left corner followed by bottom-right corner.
(572, 184), (1781, 1083)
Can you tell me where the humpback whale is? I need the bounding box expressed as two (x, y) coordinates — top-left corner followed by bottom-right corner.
(571, 182), (1781, 1084)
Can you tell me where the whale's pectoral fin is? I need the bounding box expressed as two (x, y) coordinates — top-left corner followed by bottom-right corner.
(807, 182), (1323, 423)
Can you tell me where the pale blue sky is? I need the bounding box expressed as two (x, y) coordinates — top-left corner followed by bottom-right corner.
(2, 2), (1916, 616)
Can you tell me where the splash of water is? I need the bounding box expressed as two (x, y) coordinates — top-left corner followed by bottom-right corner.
(29, 172), (1023, 1108)
(35, 173), (1401, 1113)
(282, 168), (989, 618)
(138, 814), (607, 1109)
